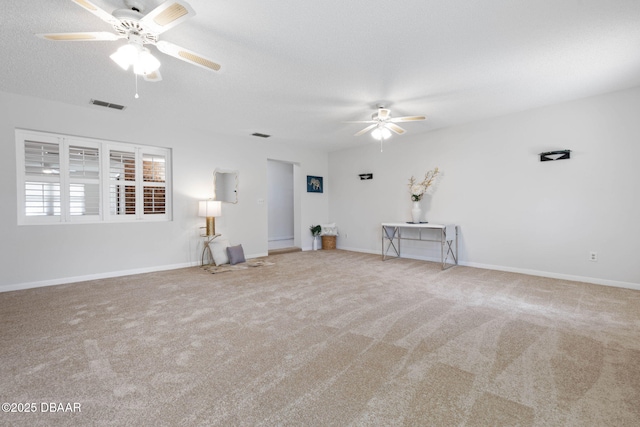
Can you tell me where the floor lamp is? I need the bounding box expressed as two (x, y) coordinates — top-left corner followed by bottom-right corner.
(199, 200), (222, 236)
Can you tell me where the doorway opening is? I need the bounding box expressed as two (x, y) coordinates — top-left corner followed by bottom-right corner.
(267, 159), (300, 254)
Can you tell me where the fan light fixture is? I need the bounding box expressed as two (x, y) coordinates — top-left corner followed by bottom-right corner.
(371, 126), (392, 141)
(345, 105), (426, 150)
(36, 0), (223, 84)
(110, 42), (160, 75)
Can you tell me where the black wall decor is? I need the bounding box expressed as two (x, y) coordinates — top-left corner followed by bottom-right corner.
(540, 150), (571, 162)
(307, 175), (323, 193)
(359, 173), (373, 180)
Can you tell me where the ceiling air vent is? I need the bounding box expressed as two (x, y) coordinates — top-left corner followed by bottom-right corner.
(252, 132), (271, 138)
(90, 99), (126, 110)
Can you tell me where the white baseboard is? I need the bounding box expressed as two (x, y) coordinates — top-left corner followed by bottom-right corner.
(0, 262), (195, 293)
(268, 236), (294, 242)
(248, 252), (269, 259)
(337, 246), (379, 256)
(337, 245), (640, 291)
(460, 261), (640, 291)
(4, 248), (637, 293)
(1, 251), (274, 293)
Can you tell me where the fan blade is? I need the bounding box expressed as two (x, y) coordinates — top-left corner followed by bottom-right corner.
(386, 123), (406, 135)
(144, 69), (163, 82)
(156, 40), (221, 72)
(72, 0), (119, 26)
(377, 108), (390, 120)
(343, 120), (376, 124)
(389, 115), (426, 122)
(36, 31), (121, 41)
(354, 124), (377, 136)
(140, 1), (195, 35)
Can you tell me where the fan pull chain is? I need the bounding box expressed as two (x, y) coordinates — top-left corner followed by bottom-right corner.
(380, 133), (387, 152)
(134, 73), (139, 99)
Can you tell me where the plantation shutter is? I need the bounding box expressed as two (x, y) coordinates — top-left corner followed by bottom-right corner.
(68, 143), (101, 219)
(23, 139), (61, 219)
(142, 152), (166, 215)
(17, 129), (171, 224)
(109, 149), (137, 216)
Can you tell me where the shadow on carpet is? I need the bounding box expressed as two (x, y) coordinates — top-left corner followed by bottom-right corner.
(202, 259), (274, 274)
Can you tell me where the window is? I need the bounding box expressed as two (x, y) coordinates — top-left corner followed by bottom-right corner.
(69, 144), (100, 217)
(108, 149), (137, 217)
(16, 129), (172, 225)
(142, 152), (167, 215)
(23, 138), (61, 218)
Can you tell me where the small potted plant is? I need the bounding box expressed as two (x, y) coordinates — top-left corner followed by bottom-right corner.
(309, 225), (321, 250)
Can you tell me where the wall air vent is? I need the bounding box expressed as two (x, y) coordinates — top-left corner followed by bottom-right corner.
(90, 99), (126, 110)
(252, 132), (271, 138)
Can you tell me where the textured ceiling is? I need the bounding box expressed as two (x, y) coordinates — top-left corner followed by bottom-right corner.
(2, 0), (640, 151)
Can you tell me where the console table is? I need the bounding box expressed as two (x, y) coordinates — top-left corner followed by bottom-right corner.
(381, 223), (458, 270)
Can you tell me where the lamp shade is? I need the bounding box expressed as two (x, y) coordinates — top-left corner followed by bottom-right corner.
(110, 43), (141, 71)
(110, 43), (161, 75)
(133, 48), (161, 75)
(371, 126), (392, 140)
(199, 200), (221, 217)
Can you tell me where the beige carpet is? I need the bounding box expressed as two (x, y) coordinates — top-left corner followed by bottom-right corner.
(202, 259), (274, 274)
(1, 250), (639, 426)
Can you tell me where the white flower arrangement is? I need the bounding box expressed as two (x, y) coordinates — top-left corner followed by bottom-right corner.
(408, 167), (439, 201)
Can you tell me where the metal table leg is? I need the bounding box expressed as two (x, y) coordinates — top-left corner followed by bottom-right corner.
(382, 225), (400, 260)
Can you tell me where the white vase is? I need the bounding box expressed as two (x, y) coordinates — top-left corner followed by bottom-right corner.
(411, 201), (422, 223)
(312, 236), (318, 250)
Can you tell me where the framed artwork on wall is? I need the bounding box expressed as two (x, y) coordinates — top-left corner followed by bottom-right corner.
(307, 175), (323, 193)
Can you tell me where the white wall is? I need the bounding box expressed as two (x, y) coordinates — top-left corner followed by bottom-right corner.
(4, 86), (638, 291)
(0, 91), (329, 291)
(329, 86), (640, 289)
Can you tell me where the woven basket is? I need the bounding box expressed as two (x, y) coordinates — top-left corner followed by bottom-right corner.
(321, 235), (337, 250)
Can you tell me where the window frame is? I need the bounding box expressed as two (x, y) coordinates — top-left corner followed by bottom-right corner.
(66, 137), (102, 223)
(16, 129), (172, 225)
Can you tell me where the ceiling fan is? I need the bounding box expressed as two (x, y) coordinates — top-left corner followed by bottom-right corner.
(347, 105), (426, 140)
(36, 0), (221, 82)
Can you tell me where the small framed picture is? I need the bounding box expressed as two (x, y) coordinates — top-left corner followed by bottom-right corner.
(307, 175), (323, 193)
